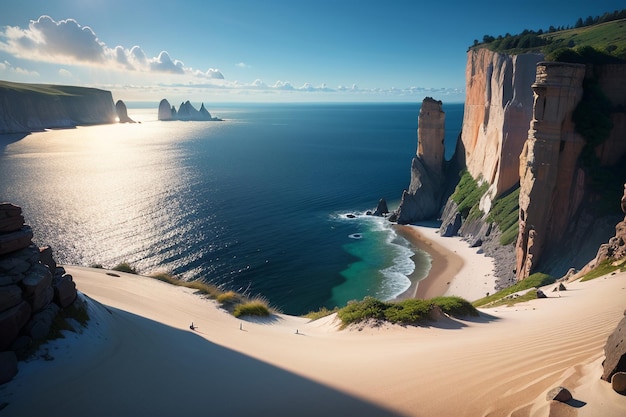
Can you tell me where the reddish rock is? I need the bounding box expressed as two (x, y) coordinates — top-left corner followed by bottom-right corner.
(612, 372), (626, 394)
(545, 386), (572, 402)
(0, 226), (33, 255)
(0, 301), (32, 351)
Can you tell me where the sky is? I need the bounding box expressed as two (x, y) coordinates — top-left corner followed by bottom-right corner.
(0, 0), (624, 103)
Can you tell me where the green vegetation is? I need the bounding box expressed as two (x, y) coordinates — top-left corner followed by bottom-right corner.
(304, 306), (339, 320)
(487, 187), (520, 245)
(472, 12), (626, 61)
(0, 80), (101, 96)
(112, 262), (138, 274)
(472, 272), (555, 308)
(450, 171), (489, 219)
(150, 272), (222, 298)
(233, 299), (272, 318)
(336, 296), (478, 327)
(580, 258), (626, 282)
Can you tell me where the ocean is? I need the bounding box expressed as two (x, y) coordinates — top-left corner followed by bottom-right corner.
(0, 102), (463, 315)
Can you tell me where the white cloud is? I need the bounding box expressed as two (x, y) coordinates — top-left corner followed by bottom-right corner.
(0, 59), (39, 77)
(0, 15), (224, 80)
(58, 68), (72, 77)
(236, 62), (250, 69)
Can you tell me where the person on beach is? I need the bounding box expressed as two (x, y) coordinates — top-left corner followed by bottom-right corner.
(189, 322), (196, 330)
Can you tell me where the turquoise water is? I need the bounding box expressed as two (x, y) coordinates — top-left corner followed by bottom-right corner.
(0, 102), (463, 315)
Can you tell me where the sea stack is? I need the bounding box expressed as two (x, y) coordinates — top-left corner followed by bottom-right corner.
(390, 97), (446, 224)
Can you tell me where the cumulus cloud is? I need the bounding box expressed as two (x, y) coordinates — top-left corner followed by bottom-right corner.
(0, 59), (39, 77)
(0, 15), (224, 79)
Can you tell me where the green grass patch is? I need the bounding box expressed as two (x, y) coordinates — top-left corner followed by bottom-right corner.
(580, 258), (626, 282)
(431, 296), (480, 317)
(233, 299), (271, 318)
(304, 306), (339, 320)
(473, 272), (555, 307)
(336, 296), (477, 327)
(149, 272), (222, 298)
(451, 171), (489, 219)
(487, 187), (520, 245)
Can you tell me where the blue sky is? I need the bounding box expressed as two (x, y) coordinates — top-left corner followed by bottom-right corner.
(0, 0), (624, 103)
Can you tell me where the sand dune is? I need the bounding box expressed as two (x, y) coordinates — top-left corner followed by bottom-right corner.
(2, 235), (626, 416)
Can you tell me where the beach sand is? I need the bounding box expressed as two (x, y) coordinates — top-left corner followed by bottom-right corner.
(2, 239), (626, 416)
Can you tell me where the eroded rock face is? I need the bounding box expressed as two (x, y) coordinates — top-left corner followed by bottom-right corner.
(515, 62), (586, 280)
(158, 99), (173, 120)
(461, 49), (542, 204)
(588, 184), (626, 269)
(602, 313), (626, 383)
(115, 100), (136, 123)
(391, 97), (446, 223)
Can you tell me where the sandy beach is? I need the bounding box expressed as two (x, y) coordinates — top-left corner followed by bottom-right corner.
(2, 235), (626, 416)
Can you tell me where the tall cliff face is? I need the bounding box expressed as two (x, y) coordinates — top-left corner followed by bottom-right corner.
(390, 97), (446, 224)
(515, 62), (587, 280)
(461, 49), (543, 212)
(0, 82), (116, 134)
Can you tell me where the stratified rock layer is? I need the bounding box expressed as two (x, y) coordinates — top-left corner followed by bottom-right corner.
(515, 62), (586, 280)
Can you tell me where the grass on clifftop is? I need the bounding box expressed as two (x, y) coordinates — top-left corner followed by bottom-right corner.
(580, 258), (626, 282)
(472, 273), (555, 308)
(0, 80), (102, 96)
(336, 296), (478, 327)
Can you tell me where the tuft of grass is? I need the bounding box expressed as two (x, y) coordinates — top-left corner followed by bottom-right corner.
(473, 272), (555, 307)
(431, 296), (480, 317)
(233, 299), (271, 318)
(150, 272), (221, 298)
(112, 262), (138, 274)
(304, 306), (339, 320)
(580, 258), (626, 282)
(216, 290), (242, 305)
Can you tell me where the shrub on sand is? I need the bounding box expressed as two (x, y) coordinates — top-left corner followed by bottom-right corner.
(233, 299), (271, 318)
(472, 272), (555, 307)
(112, 262), (138, 274)
(383, 299), (432, 324)
(431, 296), (479, 317)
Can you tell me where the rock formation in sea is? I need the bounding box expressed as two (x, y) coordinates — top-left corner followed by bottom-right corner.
(0, 203), (79, 384)
(389, 97), (447, 224)
(157, 99), (222, 121)
(115, 100), (136, 123)
(0, 81), (117, 134)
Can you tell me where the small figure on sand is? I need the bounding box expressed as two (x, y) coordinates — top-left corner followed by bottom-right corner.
(190, 322), (196, 331)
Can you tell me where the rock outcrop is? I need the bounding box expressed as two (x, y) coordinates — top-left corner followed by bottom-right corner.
(602, 310), (626, 384)
(0, 81), (116, 134)
(157, 99), (222, 121)
(587, 184), (626, 270)
(390, 97), (446, 224)
(0, 203), (78, 384)
(115, 100), (136, 123)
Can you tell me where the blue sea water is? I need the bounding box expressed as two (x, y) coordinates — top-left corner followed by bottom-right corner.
(0, 102), (463, 315)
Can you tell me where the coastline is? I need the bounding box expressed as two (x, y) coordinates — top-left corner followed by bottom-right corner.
(393, 223), (496, 302)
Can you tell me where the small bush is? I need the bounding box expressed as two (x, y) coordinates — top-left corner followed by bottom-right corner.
(150, 272), (221, 298)
(383, 299), (432, 324)
(304, 306), (339, 320)
(337, 297), (388, 325)
(233, 299), (271, 318)
(112, 262), (138, 274)
(217, 291), (241, 305)
(431, 296), (479, 317)
(473, 272), (555, 307)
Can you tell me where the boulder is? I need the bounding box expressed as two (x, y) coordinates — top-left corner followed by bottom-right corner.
(54, 274), (77, 308)
(39, 245), (56, 274)
(24, 302), (60, 341)
(0, 203), (24, 233)
(611, 372), (626, 394)
(536, 289), (547, 299)
(0, 301), (32, 351)
(20, 263), (52, 298)
(0, 351), (17, 385)
(545, 386), (572, 402)
(602, 314), (626, 381)
(0, 285), (23, 313)
(0, 226), (33, 255)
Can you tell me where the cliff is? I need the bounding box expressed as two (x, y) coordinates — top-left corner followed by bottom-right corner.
(0, 81), (116, 134)
(158, 99), (222, 121)
(438, 49), (626, 284)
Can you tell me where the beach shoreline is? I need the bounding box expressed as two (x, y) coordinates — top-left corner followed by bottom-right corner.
(393, 223), (496, 302)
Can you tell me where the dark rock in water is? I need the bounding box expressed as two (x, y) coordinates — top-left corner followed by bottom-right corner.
(346, 214), (356, 219)
(545, 386), (572, 402)
(372, 198), (389, 217)
(115, 100), (135, 123)
(602, 313), (626, 382)
(158, 99), (173, 120)
(158, 99), (222, 121)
